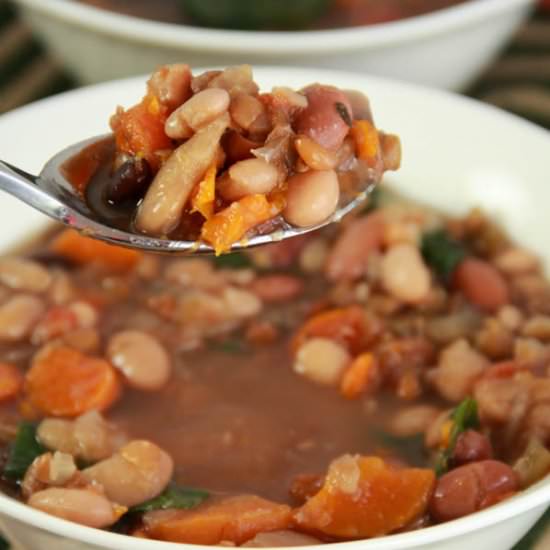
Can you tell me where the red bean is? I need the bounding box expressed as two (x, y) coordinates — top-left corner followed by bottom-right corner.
(251, 275), (304, 303)
(453, 258), (510, 312)
(430, 460), (518, 522)
(294, 85), (353, 150)
(452, 430), (493, 466)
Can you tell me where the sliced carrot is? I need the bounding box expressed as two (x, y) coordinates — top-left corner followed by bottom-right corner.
(201, 194), (280, 255)
(190, 164), (217, 219)
(340, 353), (379, 399)
(351, 120), (380, 167)
(51, 230), (141, 272)
(0, 363), (23, 402)
(294, 455), (435, 538)
(110, 94), (172, 170)
(291, 305), (368, 355)
(25, 346), (121, 417)
(145, 495), (292, 545)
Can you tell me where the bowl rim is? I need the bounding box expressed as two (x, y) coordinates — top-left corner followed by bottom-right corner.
(1, 67), (550, 549)
(14, 0), (535, 54)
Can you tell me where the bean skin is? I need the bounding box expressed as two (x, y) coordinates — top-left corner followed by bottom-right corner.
(283, 170), (339, 228)
(430, 460), (518, 522)
(294, 85), (353, 150)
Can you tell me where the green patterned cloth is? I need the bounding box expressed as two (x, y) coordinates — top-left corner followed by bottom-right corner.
(0, 1), (549, 549)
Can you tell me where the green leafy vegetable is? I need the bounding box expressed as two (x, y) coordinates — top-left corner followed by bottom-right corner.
(208, 337), (248, 354)
(4, 422), (46, 482)
(373, 430), (426, 467)
(211, 252), (252, 269)
(434, 398), (480, 476)
(130, 485), (209, 513)
(421, 229), (467, 282)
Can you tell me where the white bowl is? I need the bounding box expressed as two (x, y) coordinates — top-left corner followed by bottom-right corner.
(0, 67), (549, 549)
(14, 0), (536, 90)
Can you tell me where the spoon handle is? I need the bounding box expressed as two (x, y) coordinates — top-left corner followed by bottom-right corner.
(0, 161), (69, 223)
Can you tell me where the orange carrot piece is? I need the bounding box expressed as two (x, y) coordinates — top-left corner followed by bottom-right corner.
(340, 353), (378, 399)
(25, 346), (121, 417)
(294, 455), (435, 538)
(145, 495), (292, 545)
(0, 363), (23, 402)
(191, 164), (217, 219)
(201, 194), (280, 255)
(51, 230), (141, 272)
(291, 305), (368, 355)
(110, 94), (172, 170)
(351, 120), (380, 167)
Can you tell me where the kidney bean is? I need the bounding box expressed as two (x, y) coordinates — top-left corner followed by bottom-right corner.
(251, 275), (304, 303)
(165, 88), (230, 139)
(29, 487), (119, 528)
(106, 157), (152, 204)
(294, 135), (337, 171)
(452, 430), (493, 466)
(147, 63), (192, 110)
(0, 258), (51, 293)
(294, 85), (353, 150)
(107, 330), (172, 391)
(453, 258), (510, 313)
(83, 440), (173, 507)
(218, 158), (278, 201)
(283, 169), (339, 228)
(430, 460), (518, 523)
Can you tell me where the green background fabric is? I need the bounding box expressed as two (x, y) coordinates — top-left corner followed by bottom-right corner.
(0, 1), (549, 548)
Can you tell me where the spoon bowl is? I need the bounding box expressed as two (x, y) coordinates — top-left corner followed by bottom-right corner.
(0, 135), (376, 254)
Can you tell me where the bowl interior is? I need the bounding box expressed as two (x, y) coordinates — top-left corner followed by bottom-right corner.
(0, 67), (549, 549)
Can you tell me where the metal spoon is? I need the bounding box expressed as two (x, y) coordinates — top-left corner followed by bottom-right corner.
(0, 135), (377, 254)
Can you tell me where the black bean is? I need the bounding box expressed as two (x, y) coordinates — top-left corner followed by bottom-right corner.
(106, 158), (152, 204)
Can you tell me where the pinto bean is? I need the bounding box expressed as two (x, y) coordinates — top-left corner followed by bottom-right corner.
(0, 258), (51, 293)
(147, 63), (192, 110)
(136, 113), (229, 236)
(230, 94), (266, 130)
(29, 488), (119, 528)
(294, 135), (337, 171)
(452, 431), (493, 466)
(381, 244), (431, 303)
(283, 170), (339, 228)
(294, 338), (351, 386)
(83, 440), (173, 507)
(430, 460), (518, 523)
(325, 213), (384, 282)
(218, 158), (278, 201)
(165, 88), (230, 139)
(294, 85), (353, 150)
(0, 294), (45, 341)
(251, 275), (304, 303)
(107, 330), (172, 391)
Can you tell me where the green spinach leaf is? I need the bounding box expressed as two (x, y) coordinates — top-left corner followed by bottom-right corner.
(4, 422), (46, 482)
(421, 229), (467, 282)
(130, 485), (209, 514)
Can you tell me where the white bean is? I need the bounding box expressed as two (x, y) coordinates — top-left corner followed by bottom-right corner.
(388, 405), (441, 437)
(294, 338), (350, 386)
(218, 158), (278, 201)
(230, 94), (265, 130)
(107, 330), (171, 391)
(283, 170), (340, 228)
(381, 244), (431, 303)
(83, 440), (173, 507)
(165, 88), (230, 139)
(0, 294), (45, 341)
(294, 135), (337, 171)
(147, 63), (191, 110)
(0, 258), (51, 292)
(29, 488), (119, 528)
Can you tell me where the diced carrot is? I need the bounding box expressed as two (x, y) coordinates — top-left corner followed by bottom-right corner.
(51, 230), (141, 272)
(190, 164), (217, 219)
(110, 94), (172, 170)
(291, 306), (368, 355)
(453, 258), (510, 313)
(294, 455), (435, 538)
(0, 363), (23, 402)
(25, 346), (121, 417)
(289, 474), (324, 504)
(351, 120), (380, 167)
(340, 353), (378, 399)
(201, 194), (280, 255)
(145, 495), (292, 545)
